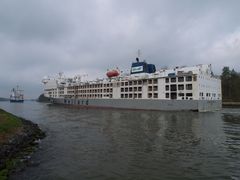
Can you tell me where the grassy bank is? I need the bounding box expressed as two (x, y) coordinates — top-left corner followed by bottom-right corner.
(0, 108), (45, 180)
(0, 109), (24, 180)
(0, 109), (22, 144)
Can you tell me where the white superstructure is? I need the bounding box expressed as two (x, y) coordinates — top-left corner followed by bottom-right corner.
(42, 63), (221, 103)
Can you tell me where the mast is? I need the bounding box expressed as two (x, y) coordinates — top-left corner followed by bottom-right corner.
(137, 49), (141, 59)
(136, 49), (141, 62)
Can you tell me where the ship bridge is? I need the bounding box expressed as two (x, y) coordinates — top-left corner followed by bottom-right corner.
(130, 58), (156, 74)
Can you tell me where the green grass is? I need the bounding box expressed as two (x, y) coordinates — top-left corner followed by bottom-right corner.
(0, 159), (19, 180)
(0, 169), (8, 180)
(0, 109), (23, 179)
(0, 109), (22, 134)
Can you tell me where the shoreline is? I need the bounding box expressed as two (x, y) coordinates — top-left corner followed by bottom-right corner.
(0, 109), (45, 179)
(222, 101), (240, 108)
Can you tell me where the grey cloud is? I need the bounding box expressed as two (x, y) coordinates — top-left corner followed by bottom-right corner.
(0, 0), (72, 42)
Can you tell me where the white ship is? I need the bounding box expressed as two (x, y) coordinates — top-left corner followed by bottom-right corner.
(42, 58), (222, 112)
(10, 86), (24, 103)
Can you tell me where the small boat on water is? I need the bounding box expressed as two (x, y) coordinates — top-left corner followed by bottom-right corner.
(10, 86), (24, 103)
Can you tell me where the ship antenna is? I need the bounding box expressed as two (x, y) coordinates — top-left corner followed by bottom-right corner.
(59, 72), (63, 78)
(137, 49), (141, 58)
(136, 49), (141, 62)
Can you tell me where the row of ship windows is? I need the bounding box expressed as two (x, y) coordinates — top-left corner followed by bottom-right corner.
(120, 86), (159, 92)
(52, 76), (196, 92)
(121, 93), (142, 99)
(52, 84), (191, 95)
(65, 79), (158, 90)
(165, 76), (195, 83)
(78, 94), (112, 98)
(67, 88), (113, 93)
(120, 93), (158, 99)
(166, 84), (192, 91)
(121, 87), (141, 92)
(48, 91), (56, 95)
(67, 83), (113, 89)
(148, 86), (158, 91)
(63, 94), (112, 98)
(198, 75), (218, 81)
(165, 93), (193, 99)
(120, 79), (158, 86)
(65, 78), (159, 90)
(67, 84), (159, 93)
(199, 92), (221, 97)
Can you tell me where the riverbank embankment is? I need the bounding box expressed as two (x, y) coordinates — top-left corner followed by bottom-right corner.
(0, 108), (45, 179)
(222, 101), (240, 108)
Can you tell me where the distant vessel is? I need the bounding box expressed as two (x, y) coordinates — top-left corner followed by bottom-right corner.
(42, 56), (222, 112)
(10, 86), (24, 103)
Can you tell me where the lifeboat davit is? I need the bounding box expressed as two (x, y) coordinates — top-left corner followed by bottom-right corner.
(106, 69), (120, 78)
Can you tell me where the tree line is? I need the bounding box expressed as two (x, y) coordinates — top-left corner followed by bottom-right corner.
(221, 67), (240, 102)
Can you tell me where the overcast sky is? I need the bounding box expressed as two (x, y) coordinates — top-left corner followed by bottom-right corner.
(0, 0), (240, 98)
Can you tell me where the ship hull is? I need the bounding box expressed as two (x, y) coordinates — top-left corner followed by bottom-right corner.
(10, 99), (24, 103)
(50, 98), (222, 112)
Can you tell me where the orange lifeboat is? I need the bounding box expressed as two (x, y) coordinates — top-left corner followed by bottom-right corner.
(106, 69), (120, 78)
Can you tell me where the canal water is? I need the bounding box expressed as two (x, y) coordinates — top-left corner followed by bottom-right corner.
(0, 101), (239, 180)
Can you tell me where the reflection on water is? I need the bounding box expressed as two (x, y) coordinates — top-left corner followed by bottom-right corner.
(221, 111), (240, 179)
(223, 113), (240, 154)
(0, 102), (239, 180)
